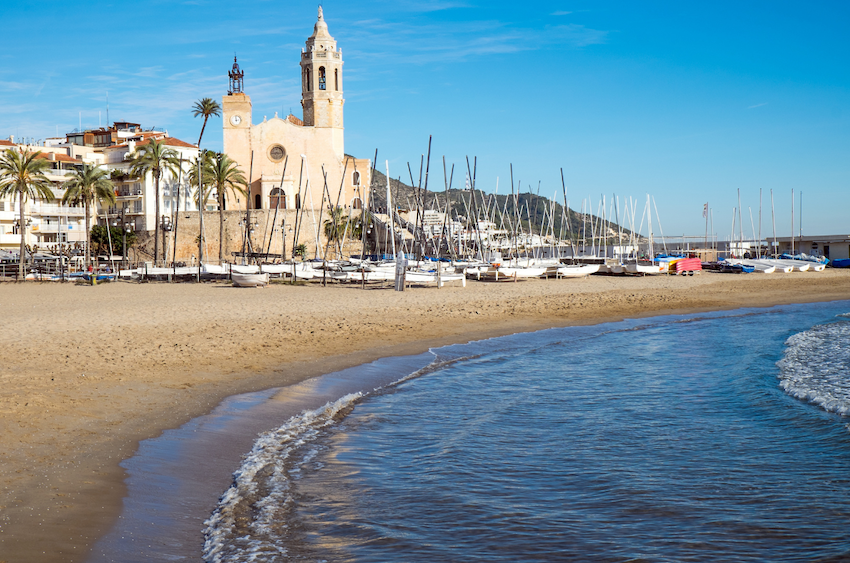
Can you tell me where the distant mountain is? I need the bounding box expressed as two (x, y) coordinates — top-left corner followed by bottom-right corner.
(366, 165), (633, 240)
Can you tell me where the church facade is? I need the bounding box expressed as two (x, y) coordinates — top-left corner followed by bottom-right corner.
(222, 8), (371, 213)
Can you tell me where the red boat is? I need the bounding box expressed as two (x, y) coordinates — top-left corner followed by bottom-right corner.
(674, 257), (702, 275)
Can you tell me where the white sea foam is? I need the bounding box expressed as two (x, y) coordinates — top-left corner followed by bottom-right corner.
(777, 317), (850, 416)
(202, 393), (362, 563)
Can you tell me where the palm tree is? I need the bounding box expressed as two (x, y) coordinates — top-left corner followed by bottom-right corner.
(61, 164), (116, 269)
(323, 206), (348, 240)
(188, 150), (215, 263)
(129, 138), (181, 264)
(0, 149), (54, 280)
(192, 98), (221, 147)
(200, 153), (247, 262)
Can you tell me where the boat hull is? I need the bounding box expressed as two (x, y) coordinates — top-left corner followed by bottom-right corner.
(231, 273), (269, 287)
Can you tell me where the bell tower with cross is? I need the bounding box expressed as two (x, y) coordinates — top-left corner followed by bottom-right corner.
(300, 7), (344, 128)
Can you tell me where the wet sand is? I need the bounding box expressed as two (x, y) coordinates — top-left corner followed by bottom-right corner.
(1, 270), (849, 562)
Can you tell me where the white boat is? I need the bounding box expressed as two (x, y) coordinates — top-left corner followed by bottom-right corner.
(202, 264), (228, 275)
(231, 272), (269, 287)
(230, 264), (260, 274)
(745, 259), (792, 273)
(624, 262), (667, 275)
(725, 259), (776, 274)
(473, 265), (547, 281)
(555, 264), (601, 278)
(761, 259), (810, 272)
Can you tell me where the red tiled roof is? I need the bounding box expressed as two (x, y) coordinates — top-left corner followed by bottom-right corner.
(34, 152), (79, 163)
(287, 114), (304, 127)
(0, 140), (15, 146)
(158, 137), (197, 148)
(107, 136), (197, 151)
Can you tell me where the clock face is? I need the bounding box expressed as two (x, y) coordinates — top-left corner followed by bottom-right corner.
(230, 114), (242, 126)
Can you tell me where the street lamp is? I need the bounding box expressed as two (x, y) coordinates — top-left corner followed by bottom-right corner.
(161, 215), (172, 267)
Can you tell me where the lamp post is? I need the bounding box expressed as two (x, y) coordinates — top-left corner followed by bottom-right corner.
(126, 221), (134, 268)
(275, 220), (292, 264)
(13, 218), (32, 278)
(120, 207), (128, 268)
(161, 215), (172, 267)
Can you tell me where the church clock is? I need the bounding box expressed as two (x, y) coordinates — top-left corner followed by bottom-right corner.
(230, 114), (242, 126)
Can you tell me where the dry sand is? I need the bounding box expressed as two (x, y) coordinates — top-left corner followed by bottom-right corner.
(1, 270), (849, 562)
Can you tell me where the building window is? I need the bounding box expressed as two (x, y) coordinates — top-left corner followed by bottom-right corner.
(335, 68), (339, 91)
(353, 171), (361, 186)
(255, 193), (262, 210)
(319, 67), (326, 90)
(304, 67), (311, 91)
(295, 193), (301, 210)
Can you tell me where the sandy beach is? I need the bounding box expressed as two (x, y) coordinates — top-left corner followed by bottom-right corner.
(1, 270), (849, 562)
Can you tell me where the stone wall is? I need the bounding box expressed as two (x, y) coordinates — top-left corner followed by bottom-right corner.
(153, 209), (366, 264)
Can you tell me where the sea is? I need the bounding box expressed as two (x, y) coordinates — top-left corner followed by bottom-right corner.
(90, 300), (850, 563)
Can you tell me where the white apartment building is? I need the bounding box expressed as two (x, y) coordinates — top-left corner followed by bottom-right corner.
(0, 138), (103, 252)
(0, 124), (203, 253)
(101, 134), (201, 233)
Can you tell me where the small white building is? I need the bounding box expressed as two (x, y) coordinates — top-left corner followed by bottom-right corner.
(771, 235), (850, 261)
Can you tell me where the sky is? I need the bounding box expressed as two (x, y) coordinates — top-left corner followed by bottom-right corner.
(1, 0), (848, 238)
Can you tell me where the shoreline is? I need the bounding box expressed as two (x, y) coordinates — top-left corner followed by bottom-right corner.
(1, 271), (849, 562)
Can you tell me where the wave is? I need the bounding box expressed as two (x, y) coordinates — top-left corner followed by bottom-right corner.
(777, 315), (850, 416)
(201, 350), (480, 563)
(202, 392), (363, 562)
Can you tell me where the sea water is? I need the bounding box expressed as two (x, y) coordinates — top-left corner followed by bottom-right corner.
(201, 300), (850, 562)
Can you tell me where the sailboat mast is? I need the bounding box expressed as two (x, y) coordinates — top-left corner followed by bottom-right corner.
(770, 189), (777, 258)
(386, 161), (396, 260)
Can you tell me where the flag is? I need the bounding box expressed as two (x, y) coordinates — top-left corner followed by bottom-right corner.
(702, 203), (708, 218)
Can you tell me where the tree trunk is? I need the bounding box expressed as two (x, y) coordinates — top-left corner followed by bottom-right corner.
(84, 199), (91, 269)
(18, 189), (25, 281)
(197, 116), (209, 148)
(154, 171), (160, 264)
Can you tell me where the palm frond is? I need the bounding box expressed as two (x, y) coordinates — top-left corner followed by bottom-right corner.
(0, 149), (54, 202)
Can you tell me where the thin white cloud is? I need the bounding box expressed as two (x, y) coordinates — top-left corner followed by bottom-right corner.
(340, 18), (608, 64)
(748, 102), (768, 109)
(551, 10), (573, 16)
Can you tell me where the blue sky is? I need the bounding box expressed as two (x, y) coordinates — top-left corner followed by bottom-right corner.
(1, 1), (848, 238)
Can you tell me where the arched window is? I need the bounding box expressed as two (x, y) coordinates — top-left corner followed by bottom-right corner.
(319, 67), (326, 90)
(295, 193), (301, 209)
(269, 188), (286, 210)
(353, 170), (361, 186)
(352, 197), (362, 210)
(334, 68), (339, 91)
(255, 193), (262, 210)
(304, 67), (311, 91)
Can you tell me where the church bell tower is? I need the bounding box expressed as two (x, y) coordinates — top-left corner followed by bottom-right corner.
(300, 7), (344, 128)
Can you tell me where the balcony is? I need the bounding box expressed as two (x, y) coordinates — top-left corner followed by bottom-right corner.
(106, 207), (143, 216)
(31, 224), (79, 234)
(30, 204), (86, 217)
(117, 186), (143, 198)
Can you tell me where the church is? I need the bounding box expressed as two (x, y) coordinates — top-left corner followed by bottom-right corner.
(222, 8), (371, 212)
